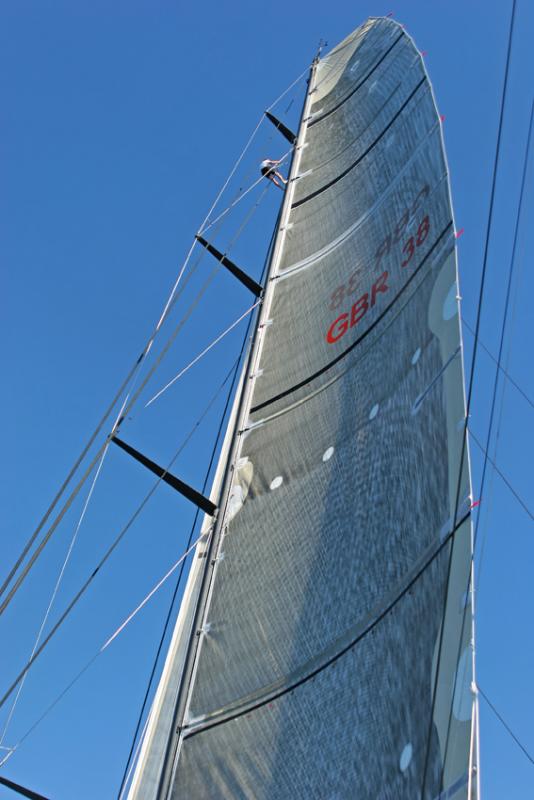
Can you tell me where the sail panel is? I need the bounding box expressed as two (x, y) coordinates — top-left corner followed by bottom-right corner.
(282, 85), (438, 269)
(310, 19), (400, 118)
(184, 243), (469, 719)
(175, 526), (472, 800)
(296, 44), (423, 201)
(166, 17), (475, 799)
(251, 167), (453, 415)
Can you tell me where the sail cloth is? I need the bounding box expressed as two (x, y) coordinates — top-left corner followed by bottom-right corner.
(144, 17), (476, 799)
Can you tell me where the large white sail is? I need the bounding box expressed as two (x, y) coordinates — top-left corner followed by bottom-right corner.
(131, 17), (477, 799)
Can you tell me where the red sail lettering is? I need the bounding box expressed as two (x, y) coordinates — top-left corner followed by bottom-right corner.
(326, 313), (349, 343)
(371, 271), (389, 306)
(350, 293), (369, 327)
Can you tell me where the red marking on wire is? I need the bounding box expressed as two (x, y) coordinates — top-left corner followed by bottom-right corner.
(471, 500), (481, 509)
(421, 50), (428, 57)
(455, 227), (465, 239)
(440, 114), (446, 122)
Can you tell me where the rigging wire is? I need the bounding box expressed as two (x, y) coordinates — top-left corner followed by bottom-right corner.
(0, 93), (280, 611)
(468, 428), (533, 521)
(0, 343), (263, 774)
(0, 535), (204, 771)
(438, 95), (534, 791)
(1, 80), (295, 617)
(0, 362), (148, 747)
(0, 61), (305, 780)
(478, 685), (534, 768)
(146, 181), (271, 409)
(145, 300), (261, 408)
(0, 236), (205, 609)
(0, 260), (220, 620)
(0, 167), (271, 620)
(475, 212), (528, 592)
(420, 0), (518, 794)
(0, 450), (108, 748)
(0, 57), (305, 789)
(0, 361), (240, 716)
(462, 318), (534, 412)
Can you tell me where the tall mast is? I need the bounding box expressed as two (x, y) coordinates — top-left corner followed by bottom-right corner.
(128, 54), (319, 800)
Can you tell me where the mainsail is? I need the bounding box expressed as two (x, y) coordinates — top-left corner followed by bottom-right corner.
(129, 16), (478, 799)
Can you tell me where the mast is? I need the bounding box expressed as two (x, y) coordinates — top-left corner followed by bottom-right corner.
(128, 53), (318, 800)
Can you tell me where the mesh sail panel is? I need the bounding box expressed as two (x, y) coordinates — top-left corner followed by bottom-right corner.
(171, 17), (475, 799)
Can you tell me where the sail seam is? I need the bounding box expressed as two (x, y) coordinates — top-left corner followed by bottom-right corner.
(293, 76), (426, 208)
(182, 511), (471, 739)
(303, 54), (421, 181)
(279, 127), (443, 275)
(251, 220), (453, 413)
(309, 31), (404, 127)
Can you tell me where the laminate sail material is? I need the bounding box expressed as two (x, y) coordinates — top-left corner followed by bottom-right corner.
(140, 17), (477, 799)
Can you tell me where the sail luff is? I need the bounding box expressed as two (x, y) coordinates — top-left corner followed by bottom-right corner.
(128, 60), (317, 800)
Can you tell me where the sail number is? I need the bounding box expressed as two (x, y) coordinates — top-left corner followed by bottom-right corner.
(326, 271), (389, 343)
(325, 186), (432, 345)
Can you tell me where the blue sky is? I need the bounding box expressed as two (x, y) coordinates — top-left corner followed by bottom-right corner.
(1, 1), (533, 798)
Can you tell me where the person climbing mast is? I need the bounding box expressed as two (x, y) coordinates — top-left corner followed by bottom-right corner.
(260, 158), (288, 189)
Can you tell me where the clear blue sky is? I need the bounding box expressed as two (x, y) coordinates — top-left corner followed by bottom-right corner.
(1, 1), (533, 798)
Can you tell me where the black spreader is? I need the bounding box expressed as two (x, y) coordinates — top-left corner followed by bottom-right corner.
(111, 436), (217, 516)
(265, 111), (297, 144)
(195, 236), (262, 297)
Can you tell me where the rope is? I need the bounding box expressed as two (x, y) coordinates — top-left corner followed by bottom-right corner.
(0, 362), (239, 715)
(420, 1), (518, 794)
(478, 685), (534, 767)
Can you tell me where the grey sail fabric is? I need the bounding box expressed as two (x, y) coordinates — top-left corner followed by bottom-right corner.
(161, 17), (477, 799)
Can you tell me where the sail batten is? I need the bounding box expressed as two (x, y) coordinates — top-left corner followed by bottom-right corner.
(130, 17), (477, 800)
